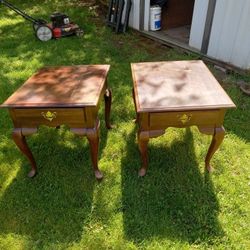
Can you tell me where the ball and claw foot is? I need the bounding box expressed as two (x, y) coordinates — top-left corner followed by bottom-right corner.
(28, 169), (36, 178)
(138, 168), (147, 177)
(95, 170), (103, 180)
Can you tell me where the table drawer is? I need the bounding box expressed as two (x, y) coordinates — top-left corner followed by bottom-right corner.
(12, 108), (86, 128)
(149, 110), (223, 129)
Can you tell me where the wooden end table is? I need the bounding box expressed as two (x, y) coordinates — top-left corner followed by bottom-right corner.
(131, 60), (236, 176)
(1, 65), (112, 180)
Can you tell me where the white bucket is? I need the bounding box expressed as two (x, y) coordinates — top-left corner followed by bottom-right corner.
(150, 5), (162, 31)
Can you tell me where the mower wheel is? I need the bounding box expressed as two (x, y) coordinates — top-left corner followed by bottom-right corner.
(36, 25), (53, 42)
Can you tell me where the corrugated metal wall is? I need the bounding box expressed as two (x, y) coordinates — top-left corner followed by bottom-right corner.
(128, 0), (140, 30)
(128, 0), (250, 69)
(207, 0), (250, 69)
(144, 0), (150, 31)
(189, 0), (209, 50)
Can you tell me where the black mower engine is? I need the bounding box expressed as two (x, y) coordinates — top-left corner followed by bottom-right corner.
(0, 0), (84, 42)
(51, 12), (70, 28)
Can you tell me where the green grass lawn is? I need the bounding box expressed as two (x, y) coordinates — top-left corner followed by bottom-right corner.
(0, 1), (250, 249)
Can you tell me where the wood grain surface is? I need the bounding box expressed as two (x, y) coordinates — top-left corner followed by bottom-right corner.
(131, 60), (235, 112)
(1, 65), (110, 108)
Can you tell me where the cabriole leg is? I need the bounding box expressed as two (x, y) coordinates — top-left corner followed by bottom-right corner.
(205, 126), (225, 172)
(86, 123), (103, 180)
(12, 128), (37, 178)
(138, 131), (149, 177)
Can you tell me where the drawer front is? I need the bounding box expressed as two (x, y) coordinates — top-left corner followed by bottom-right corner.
(150, 110), (223, 129)
(13, 108), (86, 128)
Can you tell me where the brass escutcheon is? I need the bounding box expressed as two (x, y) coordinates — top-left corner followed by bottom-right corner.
(41, 111), (57, 122)
(178, 114), (192, 124)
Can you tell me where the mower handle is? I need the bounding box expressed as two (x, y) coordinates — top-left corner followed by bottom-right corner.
(0, 0), (44, 25)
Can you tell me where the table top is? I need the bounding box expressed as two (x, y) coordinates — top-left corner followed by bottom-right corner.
(1, 65), (110, 108)
(131, 60), (236, 112)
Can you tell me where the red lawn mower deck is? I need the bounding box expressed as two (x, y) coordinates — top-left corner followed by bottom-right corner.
(1, 0), (84, 41)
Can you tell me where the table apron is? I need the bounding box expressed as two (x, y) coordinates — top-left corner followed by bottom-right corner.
(148, 110), (225, 129)
(10, 108), (86, 128)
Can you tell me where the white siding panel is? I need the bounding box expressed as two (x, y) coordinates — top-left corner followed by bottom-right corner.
(144, 0), (150, 31)
(230, 0), (250, 68)
(189, 0), (209, 50)
(129, 0), (140, 30)
(206, 0), (224, 58)
(246, 49), (250, 69)
(208, 0), (250, 69)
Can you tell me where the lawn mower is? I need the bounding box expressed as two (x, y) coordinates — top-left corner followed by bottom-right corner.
(0, 0), (84, 41)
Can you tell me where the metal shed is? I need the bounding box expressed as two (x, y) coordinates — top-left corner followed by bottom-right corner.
(128, 0), (250, 70)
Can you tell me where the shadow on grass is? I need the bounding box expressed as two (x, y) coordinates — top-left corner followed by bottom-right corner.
(0, 122), (109, 246)
(121, 127), (224, 245)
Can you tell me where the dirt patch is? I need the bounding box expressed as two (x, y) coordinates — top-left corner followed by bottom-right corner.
(73, 0), (108, 16)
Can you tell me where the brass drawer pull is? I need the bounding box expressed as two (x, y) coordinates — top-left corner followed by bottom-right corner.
(178, 114), (192, 124)
(41, 111), (57, 122)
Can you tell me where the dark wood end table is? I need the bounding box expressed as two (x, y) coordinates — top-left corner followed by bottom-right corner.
(131, 60), (236, 176)
(1, 65), (112, 180)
